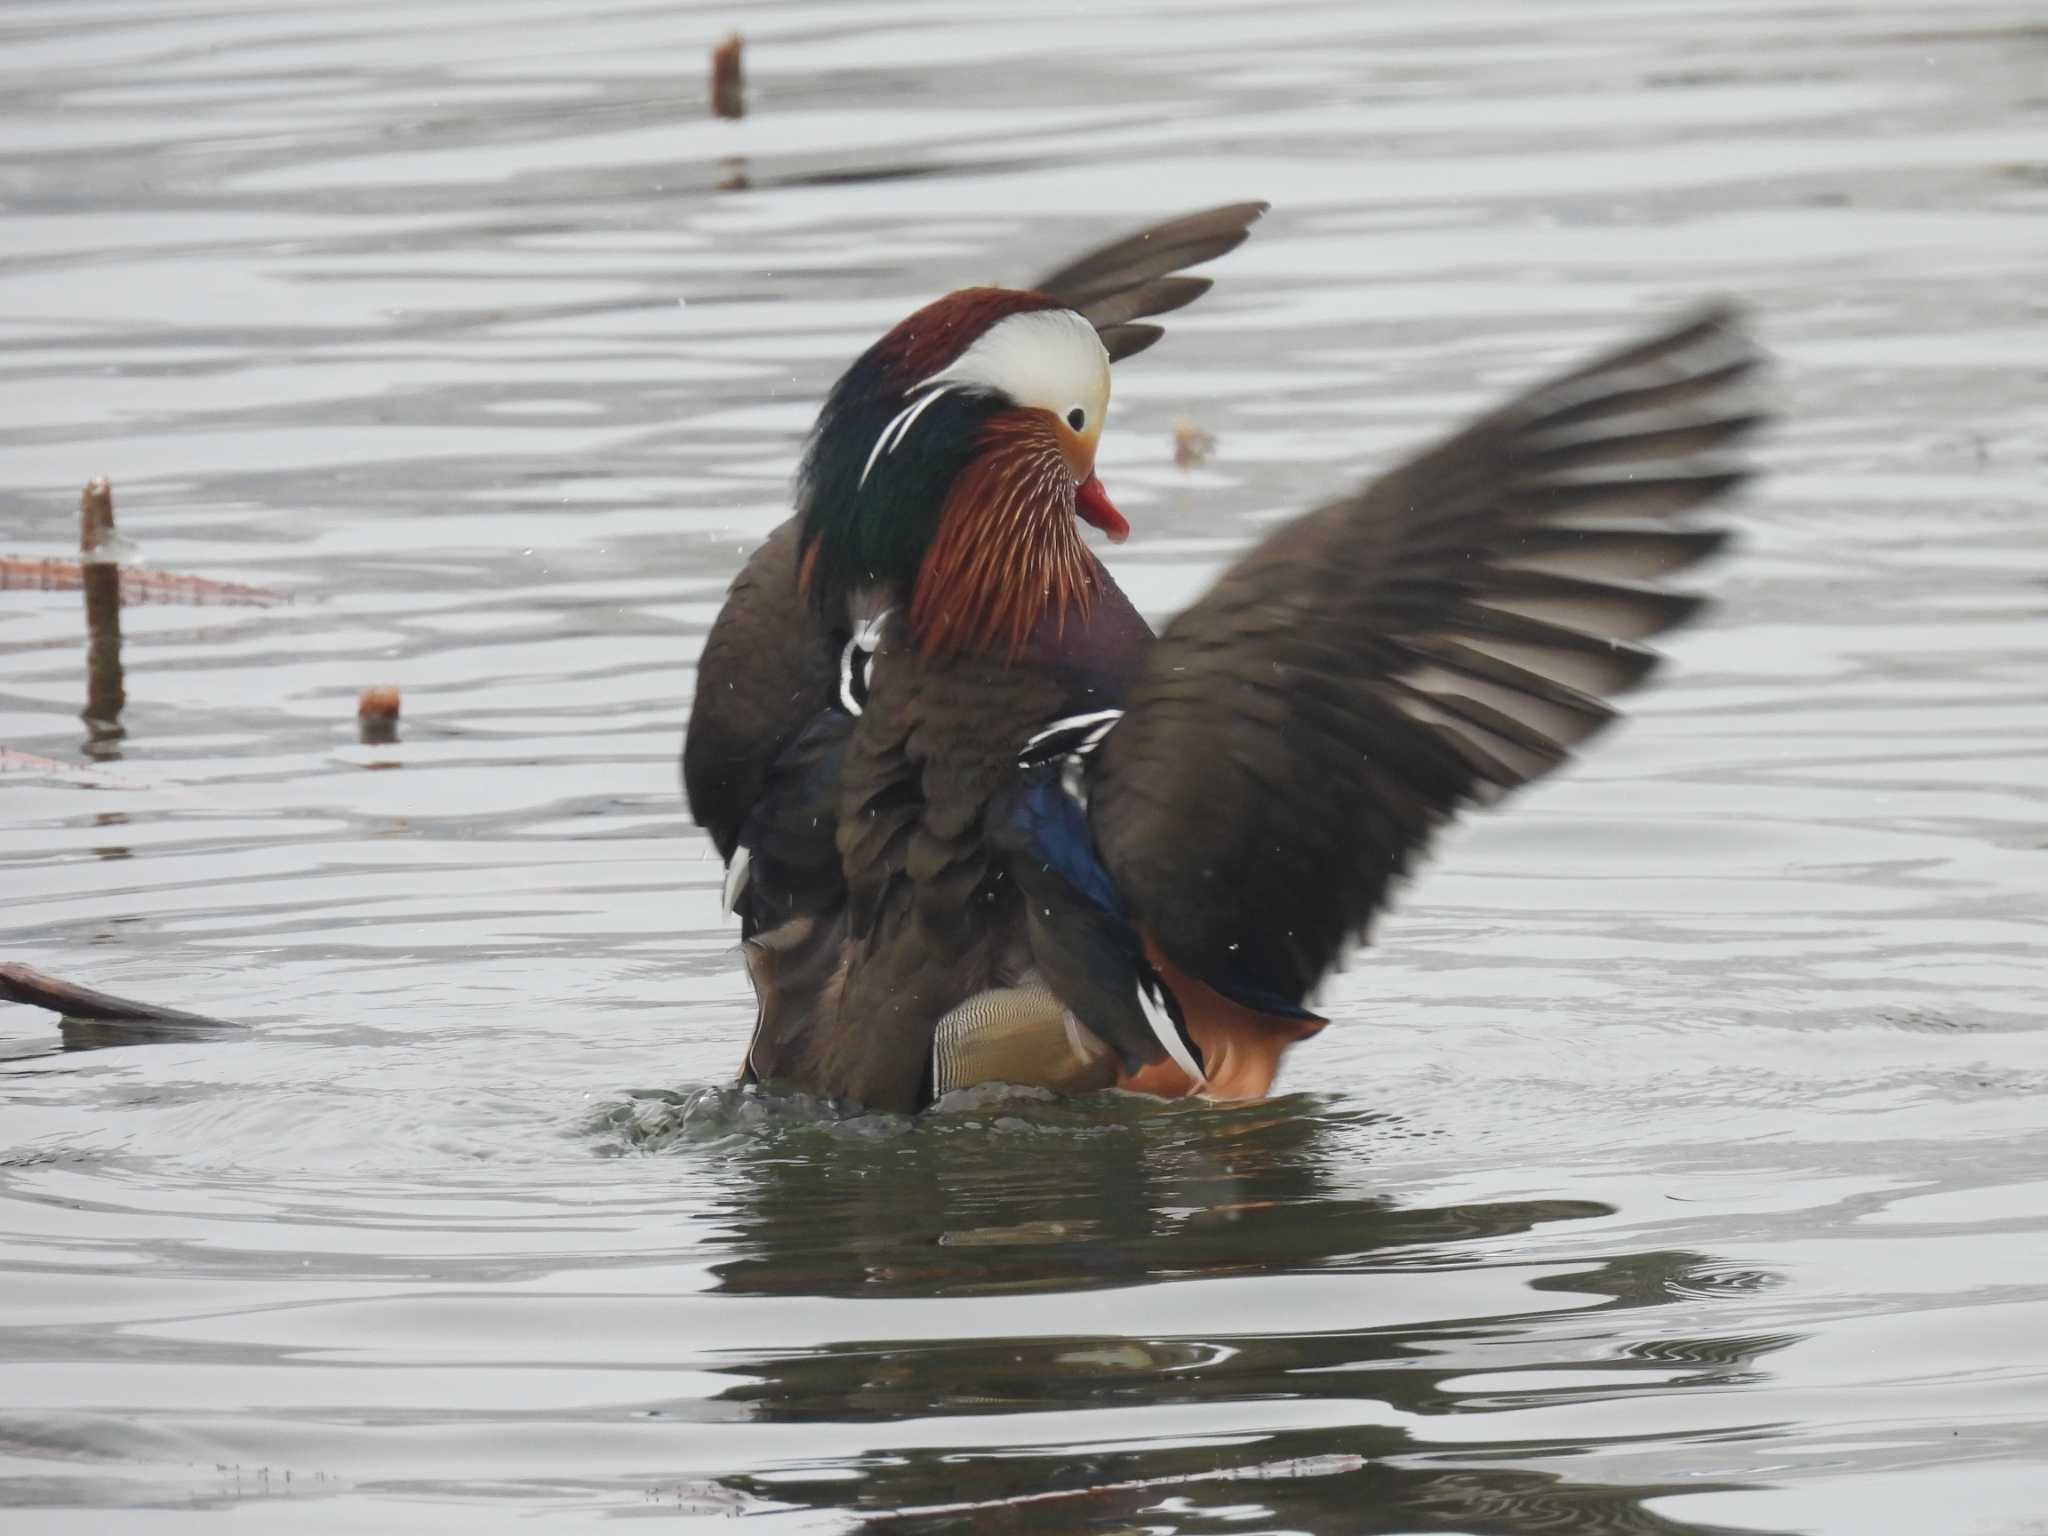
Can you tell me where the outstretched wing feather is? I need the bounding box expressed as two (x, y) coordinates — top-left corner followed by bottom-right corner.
(1033, 203), (1268, 359)
(1089, 304), (1767, 1008)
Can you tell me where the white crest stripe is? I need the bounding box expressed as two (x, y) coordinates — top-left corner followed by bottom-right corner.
(858, 385), (955, 490)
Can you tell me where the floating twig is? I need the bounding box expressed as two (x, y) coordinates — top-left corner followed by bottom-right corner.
(880, 1453), (1367, 1521)
(0, 556), (287, 606)
(0, 747), (155, 791)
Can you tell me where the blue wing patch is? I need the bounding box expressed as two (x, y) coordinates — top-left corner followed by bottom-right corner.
(1008, 709), (1126, 916)
(1007, 773), (1124, 917)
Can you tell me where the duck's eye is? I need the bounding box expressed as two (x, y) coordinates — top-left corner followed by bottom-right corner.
(1066, 407), (1087, 432)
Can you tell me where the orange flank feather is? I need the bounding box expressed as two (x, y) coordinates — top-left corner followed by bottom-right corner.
(1116, 930), (1329, 1100)
(911, 411), (1095, 660)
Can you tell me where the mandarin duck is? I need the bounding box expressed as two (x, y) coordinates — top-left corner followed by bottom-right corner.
(684, 203), (1765, 1113)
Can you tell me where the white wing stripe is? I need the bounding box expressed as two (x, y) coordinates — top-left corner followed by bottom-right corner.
(1021, 708), (1123, 757)
(838, 637), (862, 715)
(858, 385), (956, 490)
(1138, 973), (1207, 1086)
(838, 607), (894, 715)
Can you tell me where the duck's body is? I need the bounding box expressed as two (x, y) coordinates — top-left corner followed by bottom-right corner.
(687, 517), (1170, 1113)
(684, 204), (1764, 1113)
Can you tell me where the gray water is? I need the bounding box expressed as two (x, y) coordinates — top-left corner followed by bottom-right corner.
(3, 1), (2046, 1531)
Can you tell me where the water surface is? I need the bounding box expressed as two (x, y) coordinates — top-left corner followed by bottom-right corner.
(2, 1), (2045, 1530)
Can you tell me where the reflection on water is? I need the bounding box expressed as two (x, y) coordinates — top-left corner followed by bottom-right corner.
(593, 1091), (1788, 1532)
(619, 1090), (1604, 1297)
(2, 0), (2045, 1529)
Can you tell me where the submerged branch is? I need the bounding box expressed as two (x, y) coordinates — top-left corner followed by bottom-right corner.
(0, 962), (246, 1037)
(0, 555), (287, 607)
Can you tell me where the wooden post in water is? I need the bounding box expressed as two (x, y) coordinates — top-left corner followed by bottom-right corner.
(711, 32), (748, 189)
(710, 34), (744, 119)
(79, 476), (125, 743)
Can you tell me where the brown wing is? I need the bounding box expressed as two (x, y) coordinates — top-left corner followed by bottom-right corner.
(1088, 304), (1767, 1009)
(682, 518), (836, 862)
(1033, 202), (1268, 362)
(682, 519), (850, 1086)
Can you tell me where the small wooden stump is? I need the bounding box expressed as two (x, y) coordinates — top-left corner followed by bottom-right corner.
(357, 684), (401, 745)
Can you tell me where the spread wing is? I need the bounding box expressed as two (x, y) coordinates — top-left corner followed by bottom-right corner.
(1033, 202), (1268, 362)
(1087, 304), (1767, 1011)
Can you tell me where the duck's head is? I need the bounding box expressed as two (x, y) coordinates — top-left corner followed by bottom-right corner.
(795, 287), (1124, 659)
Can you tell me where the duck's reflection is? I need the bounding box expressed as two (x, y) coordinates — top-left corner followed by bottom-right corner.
(665, 1092), (1597, 1298)
(624, 1090), (1790, 1533)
